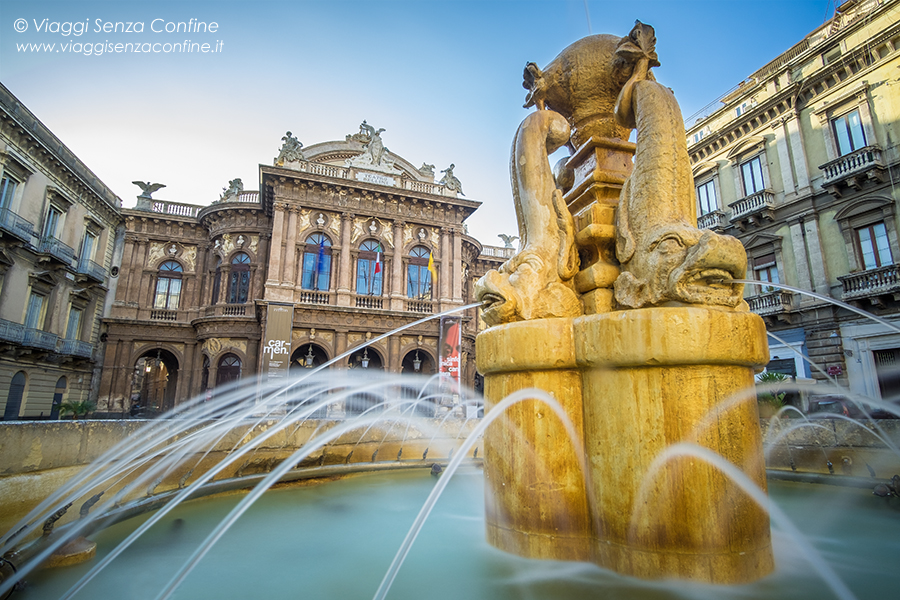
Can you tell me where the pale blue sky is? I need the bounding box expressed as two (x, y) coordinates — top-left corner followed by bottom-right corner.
(0, 0), (836, 244)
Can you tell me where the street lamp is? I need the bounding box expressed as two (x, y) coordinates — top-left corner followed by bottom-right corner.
(361, 348), (370, 369)
(413, 350), (422, 373)
(305, 344), (315, 368)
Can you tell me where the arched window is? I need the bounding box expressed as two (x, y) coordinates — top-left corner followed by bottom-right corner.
(154, 261), (183, 309)
(301, 233), (332, 291)
(407, 246), (433, 299)
(50, 376), (67, 419)
(211, 258), (222, 304)
(3, 371), (26, 420)
(216, 354), (242, 387)
(228, 253), (251, 304)
(356, 240), (383, 296)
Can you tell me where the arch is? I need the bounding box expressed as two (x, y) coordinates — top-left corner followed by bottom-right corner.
(130, 349), (180, 416)
(725, 135), (767, 161)
(401, 348), (435, 375)
(291, 343), (329, 370)
(228, 252), (251, 304)
(216, 353), (242, 387)
(50, 376), (67, 419)
(154, 260), (183, 310)
(407, 245), (433, 299)
(3, 371), (26, 420)
(833, 196), (894, 221)
(301, 233), (333, 291)
(356, 239), (384, 296)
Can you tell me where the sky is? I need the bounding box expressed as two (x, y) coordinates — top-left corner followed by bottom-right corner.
(0, 0), (839, 247)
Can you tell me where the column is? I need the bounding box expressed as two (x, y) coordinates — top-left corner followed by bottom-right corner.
(452, 228), (463, 303)
(337, 213), (353, 306)
(440, 227), (451, 302)
(266, 202), (286, 288)
(772, 119), (796, 197)
(788, 219), (813, 293)
(785, 113), (811, 194)
(335, 330), (348, 367)
(283, 207), (299, 287)
(390, 220), (405, 311)
(802, 216), (830, 295)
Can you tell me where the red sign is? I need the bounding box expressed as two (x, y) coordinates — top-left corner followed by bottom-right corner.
(439, 317), (461, 384)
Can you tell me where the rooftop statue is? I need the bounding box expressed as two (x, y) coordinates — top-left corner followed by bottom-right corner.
(274, 131), (305, 165)
(439, 164), (464, 195)
(220, 178), (243, 201)
(132, 181), (165, 199)
(497, 234), (518, 249)
(612, 22), (746, 309)
(346, 120), (395, 171)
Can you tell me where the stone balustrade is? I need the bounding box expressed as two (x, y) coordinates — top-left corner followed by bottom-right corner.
(838, 264), (900, 301)
(819, 145), (884, 186)
(697, 209), (728, 231)
(747, 291), (793, 316)
(728, 190), (776, 221)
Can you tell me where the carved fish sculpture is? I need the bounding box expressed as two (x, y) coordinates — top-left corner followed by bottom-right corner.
(613, 22), (747, 310)
(475, 109), (582, 327)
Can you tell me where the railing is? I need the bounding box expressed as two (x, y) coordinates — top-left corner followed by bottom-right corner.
(839, 264), (900, 301)
(223, 305), (247, 316)
(0, 318), (25, 344)
(22, 328), (58, 351)
(747, 291), (793, 316)
(406, 299), (434, 314)
(0, 208), (35, 242)
(750, 37), (811, 82)
(480, 246), (516, 259)
(150, 310), (178, 321)
(304, 162), (349, 179)
(59, 339), (93, 358)
(236, 192), (259, 203)
(728, 190), (775, 221)
(355, 296), (383, 309)
(38, 235), (75, 265)
(77, 257), (106, 282)
(145, 199), (202, 217)
(298, 290), (331, 305)
(404, 180), (444, 195)
(819, 146), (884, 185)
(697, 210), (728, 231)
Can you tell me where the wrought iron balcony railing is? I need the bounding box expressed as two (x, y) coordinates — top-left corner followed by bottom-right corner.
(0, 318), (25, 344)
(22, 328), (58, 351)
(59, 339), (93, 358)
(38, 235), (76, 265)
(77, 257), (106, 282)
(0, 208), (35, 242)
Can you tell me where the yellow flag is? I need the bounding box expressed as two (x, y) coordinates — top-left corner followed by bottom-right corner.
(428, 252), (437, 283)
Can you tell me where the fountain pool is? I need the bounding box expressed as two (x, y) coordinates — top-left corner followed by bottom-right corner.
(13, 467), (900, 600)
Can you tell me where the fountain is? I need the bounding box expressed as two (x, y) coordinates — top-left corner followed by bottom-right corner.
(475, 22), (771, 583)
(2, 20), (900, 600)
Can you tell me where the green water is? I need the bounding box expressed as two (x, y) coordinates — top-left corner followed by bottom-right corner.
(17, 468), (900, 600)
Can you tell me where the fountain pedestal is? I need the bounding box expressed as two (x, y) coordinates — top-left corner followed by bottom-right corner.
(575, 307), (774, 583)
(477, 308), (773, 582)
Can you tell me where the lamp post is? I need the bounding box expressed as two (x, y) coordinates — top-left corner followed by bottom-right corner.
(305, 344), (315, 368)
(413, 350), (422, 373)
(361, 348), (370, 369)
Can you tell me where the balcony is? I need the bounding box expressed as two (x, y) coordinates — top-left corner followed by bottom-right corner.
(728, 190), (775, 230)
(298, 291), (331, 305)
(355, 295), (383, 309)
(77, 257), (106, 283)
(819, 146), (886, 197)
(38, 235), (75, 266)
(0, 208), (35, 243)
(838, 264), (900, 303)
(697, 210), (728, 232)
(223, 305), (247, 316)
(150, 310), (179, 321)
(747, 291), (794, 317)
(0, 318), (25, 344)
(406, 299), (435, 314)
(22, 328), (58, 351)
(59, 339), (93, 358)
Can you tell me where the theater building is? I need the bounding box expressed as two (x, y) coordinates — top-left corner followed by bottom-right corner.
(96, 125), (506, 415)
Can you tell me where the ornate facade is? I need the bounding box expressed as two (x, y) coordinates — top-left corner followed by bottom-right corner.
(0, 83), (123, 418)
(685, 0), (900, 406)
(97, 125), (505, 415)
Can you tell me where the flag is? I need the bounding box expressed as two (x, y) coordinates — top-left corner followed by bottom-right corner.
(314, 237), (325, 288)
(374, 251), (382, 275)
(427, 252), (436, 283)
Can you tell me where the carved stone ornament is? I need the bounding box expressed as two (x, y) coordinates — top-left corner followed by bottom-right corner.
(439, 164), (463, 195)
(317, 213), (326, 228)
(274, 131), (305, 166)
(612, 22), (746, 309)
(220, 178), (243, 201)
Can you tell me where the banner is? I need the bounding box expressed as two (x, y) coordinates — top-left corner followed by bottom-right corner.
(262, 303), (293, 379)
(438, 316), (461, 385)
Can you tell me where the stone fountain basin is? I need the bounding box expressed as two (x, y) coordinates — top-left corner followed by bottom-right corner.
(15, 467), (900, 600)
